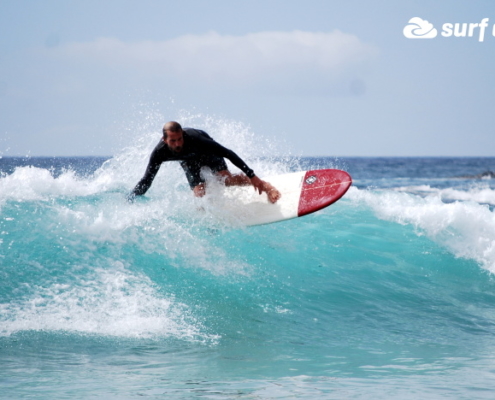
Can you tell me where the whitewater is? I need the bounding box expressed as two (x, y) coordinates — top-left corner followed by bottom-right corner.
(2, 116), (495, 399)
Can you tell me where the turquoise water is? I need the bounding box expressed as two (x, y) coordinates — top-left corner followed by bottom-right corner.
(2, 127), (495, 398)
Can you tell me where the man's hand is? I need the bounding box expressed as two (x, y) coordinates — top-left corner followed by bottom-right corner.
(126, 192), (136, 203)
(250, 176), (281, 204)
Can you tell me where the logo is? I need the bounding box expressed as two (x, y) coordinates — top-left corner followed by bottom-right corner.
(404, 17), (493, 42)
(403, 17), (438, 39)
(305, 175), (317, 185)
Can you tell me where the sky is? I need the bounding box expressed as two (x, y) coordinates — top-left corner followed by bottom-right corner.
(0, 0), (494, 157)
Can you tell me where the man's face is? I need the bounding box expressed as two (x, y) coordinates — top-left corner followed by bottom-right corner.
(164, 130), (184, 153)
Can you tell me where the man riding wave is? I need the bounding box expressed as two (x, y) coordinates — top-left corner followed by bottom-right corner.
(129, 121), (281, 203)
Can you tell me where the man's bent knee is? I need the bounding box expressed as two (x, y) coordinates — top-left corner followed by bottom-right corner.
(215, 170), (232, 179)
(218, 171), (251, 186)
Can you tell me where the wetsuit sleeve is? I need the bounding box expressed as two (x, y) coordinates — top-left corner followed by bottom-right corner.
(201, 139), (255, 178)
(130, 148), (163, 197)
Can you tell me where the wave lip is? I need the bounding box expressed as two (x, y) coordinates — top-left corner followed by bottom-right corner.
(348, 187), (495, 272)
(394, 185), (495, 206)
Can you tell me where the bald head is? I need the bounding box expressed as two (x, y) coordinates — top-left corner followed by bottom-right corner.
(162, 121), (183, 138)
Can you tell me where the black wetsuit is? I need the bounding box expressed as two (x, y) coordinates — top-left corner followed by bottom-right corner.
(130, 128), (255, 196)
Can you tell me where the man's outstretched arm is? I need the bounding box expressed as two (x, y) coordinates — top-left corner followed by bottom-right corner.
(128, 157), (162, 200)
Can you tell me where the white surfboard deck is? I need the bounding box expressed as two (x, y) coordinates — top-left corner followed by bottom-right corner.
(202, 169), (352, 226)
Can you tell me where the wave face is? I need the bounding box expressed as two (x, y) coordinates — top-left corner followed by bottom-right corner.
(2, 122), (495, 398)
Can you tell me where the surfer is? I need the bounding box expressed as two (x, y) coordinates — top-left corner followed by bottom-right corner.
(128, 121), (281, 203)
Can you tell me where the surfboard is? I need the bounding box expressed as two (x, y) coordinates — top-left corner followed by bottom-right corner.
(203, 169), (352, 226)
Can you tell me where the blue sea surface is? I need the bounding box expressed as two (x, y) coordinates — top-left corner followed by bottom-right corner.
(2, 137), (495, 398)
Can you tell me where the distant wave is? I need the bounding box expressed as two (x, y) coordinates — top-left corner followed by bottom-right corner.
(455, 171), (495, 179)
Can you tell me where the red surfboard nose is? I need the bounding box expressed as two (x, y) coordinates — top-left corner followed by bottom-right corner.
(297, 169), (352, 217)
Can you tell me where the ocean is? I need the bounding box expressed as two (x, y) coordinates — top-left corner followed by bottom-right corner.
(1, 124), (495, 398)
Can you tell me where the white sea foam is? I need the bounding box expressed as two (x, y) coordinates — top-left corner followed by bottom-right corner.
(0, 163), (136, 208)
(0, 261), (217, 341)
(348, 187), (495, 272)
(0, 166), (90, 202)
